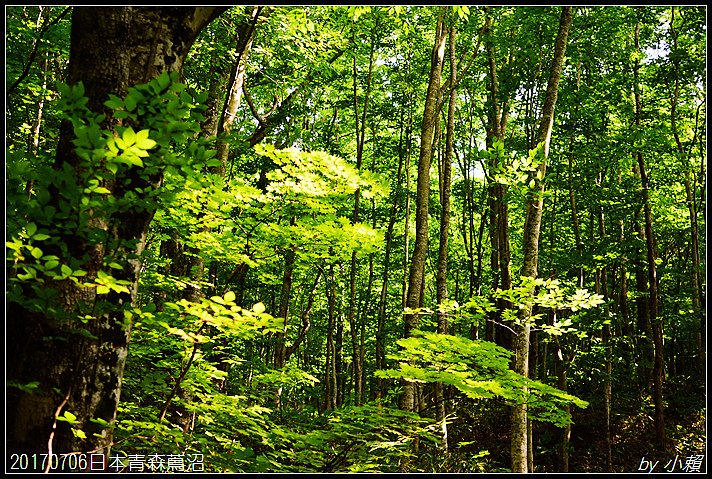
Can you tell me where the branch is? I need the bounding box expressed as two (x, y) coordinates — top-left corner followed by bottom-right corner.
(7, 7), (72, 96)
(247, 47), (347, 146)
(285, 269), (323, 360)
(158, 323), (206, 422)
(46, 389), (72, 473)
(435, 22), (487, 115)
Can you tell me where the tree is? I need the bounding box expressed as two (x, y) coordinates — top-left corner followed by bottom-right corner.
(7, 6), (227, 466)
(510, 6), (572, 473)
(401, 6), (448, 412)
(6, 6), (705, 473)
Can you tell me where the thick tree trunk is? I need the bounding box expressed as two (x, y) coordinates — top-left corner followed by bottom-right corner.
(511, 7), (572, 473)
(7, 6), (226, 468)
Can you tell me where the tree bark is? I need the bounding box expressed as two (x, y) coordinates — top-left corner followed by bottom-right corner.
(7, 6), (226, 467)
(668, 7), (704, 375)
(435, 21), (457, 451)
(632, 15), (665, 450)
(483, 10), (513, 348)
(401, 7), (448, 412)
(511, 7), (572, 473)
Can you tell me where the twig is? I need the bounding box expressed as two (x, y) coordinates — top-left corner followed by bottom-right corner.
(7, 7), (72, 96)
(46, 389), (72, 473)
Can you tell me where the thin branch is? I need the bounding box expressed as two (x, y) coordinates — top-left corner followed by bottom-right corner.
(7, 6), (72, 96)
(46, 389), (72, 473)
(158, 323), (206, 422)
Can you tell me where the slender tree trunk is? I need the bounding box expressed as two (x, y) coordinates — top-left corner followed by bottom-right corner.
(336, 278), (345, 407)
(435, 22), (457, 452)
(274, 242), (296, 369)
(324, 262), (337, 411)
(566, 59), (584, 286)
(511, 7), (572, 473)
(215, 6), (263, 177)
(668, 8), (704, 374)
(285, 270), (322, 362)
(633, 14), (665, 451)
(348, 28), (375, 405)
(555, 334), (573, 472)
(595, 194), (614, 471)
(483, 11), (513, 349)
(401, 8), (447, 412)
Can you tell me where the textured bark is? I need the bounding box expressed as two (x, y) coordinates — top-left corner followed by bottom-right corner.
(668, 8), (704, 374)
(215, 6), (264, 177)
(274, 242), (296, 369)
(483, 11), (513, 349)
(633, 15), (665, 449)
(348, 29), (375, 405)
(401, 8), (447, 412)
(435, 23), (457, 451)
(511, 7), (572, 473)
(7, 6), (226, 468)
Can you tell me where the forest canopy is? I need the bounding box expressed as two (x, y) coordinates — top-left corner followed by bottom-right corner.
(5, 5), (706, 473)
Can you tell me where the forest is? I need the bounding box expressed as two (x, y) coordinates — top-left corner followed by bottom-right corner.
(5, 5), (706, 474)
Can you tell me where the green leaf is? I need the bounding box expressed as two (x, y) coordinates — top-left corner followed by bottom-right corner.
(26, 223), (37, 238)
(57, 411), (78, 424)
(72, 82), (85, 98)
(122, 127), (136, 147)
(104, 95), (124, 110)
(45, 260), (60, 270)
(134, 129), (157, 150)
(124, 94), (137, 112)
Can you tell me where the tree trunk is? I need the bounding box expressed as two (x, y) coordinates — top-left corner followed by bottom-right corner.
(633, 14), (665, 451)
(435, 21), (457, 452)
(7, 6), (226, 467)
(324, 263), (337, 411)
(215, 6), (264, 177)
(401, 7), (448, 412)
(668, 7), (704, 374)
(274, 242), (296, 369)
(511, 7), (572, 473)
(483, 10), (513, 349)
(348, 27), (375, 406)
